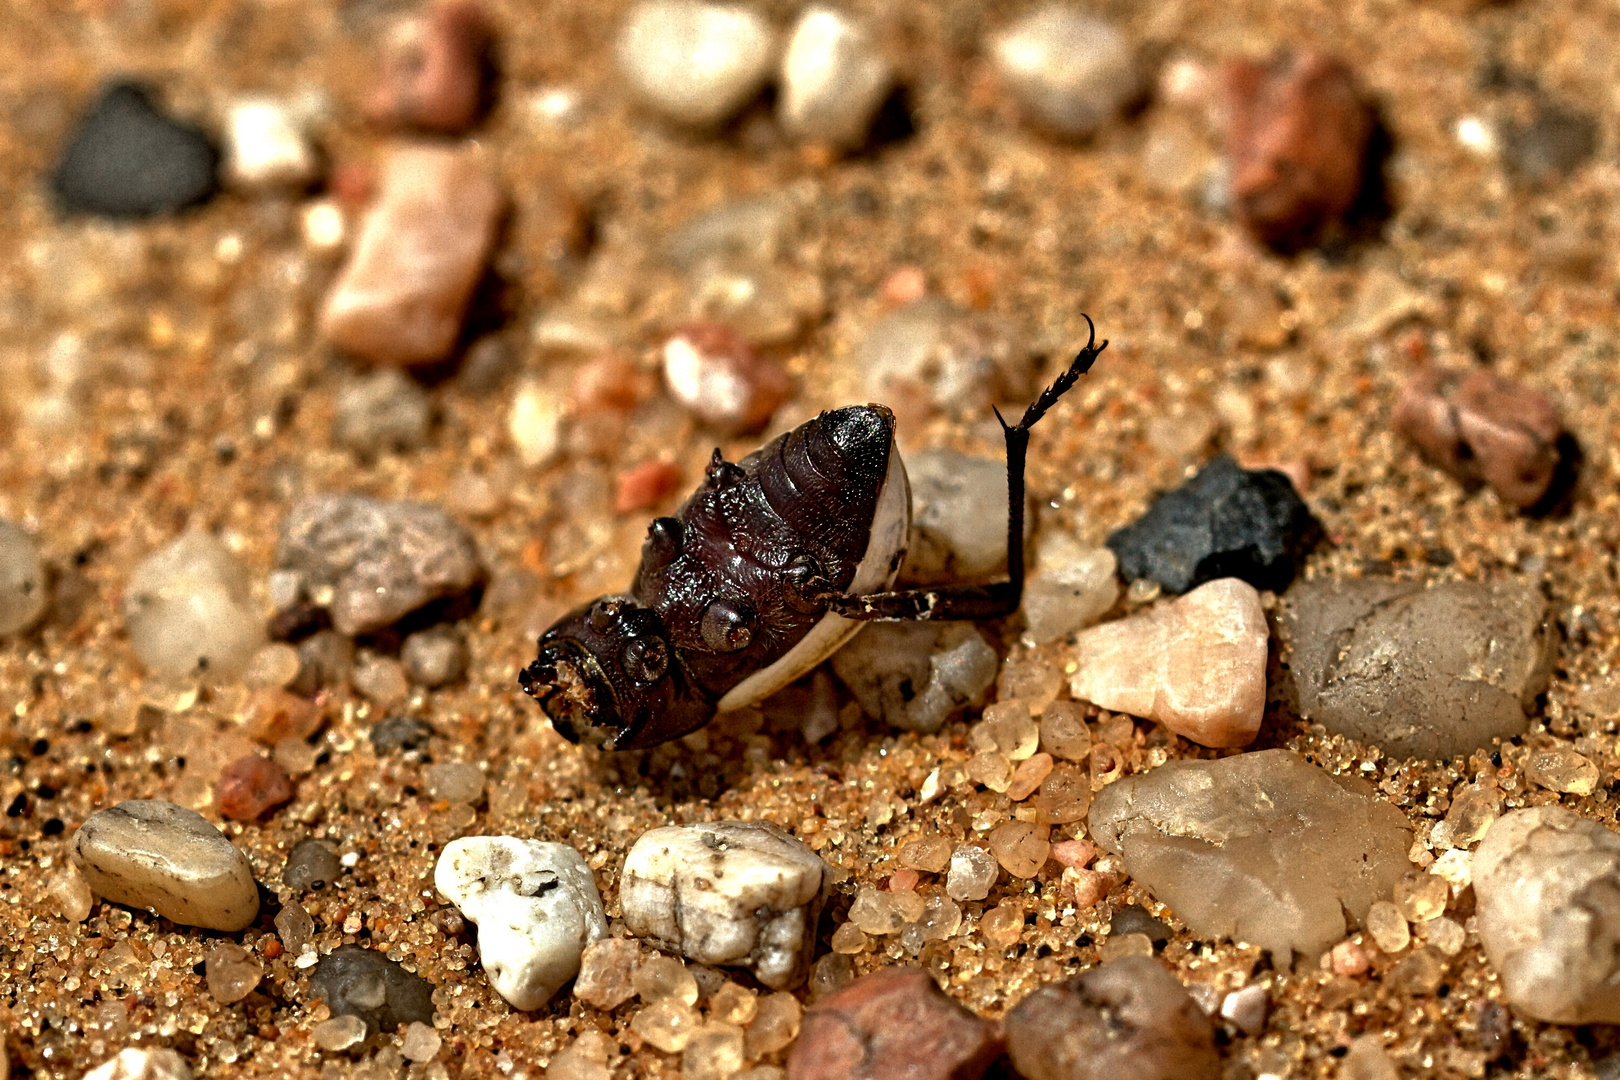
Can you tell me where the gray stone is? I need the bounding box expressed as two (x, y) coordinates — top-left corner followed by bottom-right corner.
(0, 520), (48, 635)
(1022, 534), (1118, 645)
(830, 622), (999, 733)
(71, 800), (260, 931)
(616, 0), (777, 128)
(779, 6), (894, 149)
(276, 494), (484, 636)
(902, 449), (1011, 585)
(665, 190), (807, 270)
(292, 629), (354, 695)
(124, 531), (266, 680)
(370, 714), (434, 754)
(1285, 578), (1556, 759)
(989, 6), (1141, 138)
(1089, 750), (1412, 965)
(332, 369), (432, 456)
(1473, 806), (1620, 1023)
(402, 625), (466, 687)
(855, 298), (1035, 416)
(282, 838), (343, 892)
(310, 944), (436, 1036)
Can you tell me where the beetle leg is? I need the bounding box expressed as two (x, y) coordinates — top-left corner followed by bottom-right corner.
(831, 315), (1107, 623)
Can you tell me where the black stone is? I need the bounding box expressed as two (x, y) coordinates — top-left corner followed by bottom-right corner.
(1109, 904), (1172, 945)
(51, 82), (218, 218)
(282, 838), (343, 892)
(1105, 455), (1322, 595)
(309, 944), (435, 1036)
(370, 715), (434, 754)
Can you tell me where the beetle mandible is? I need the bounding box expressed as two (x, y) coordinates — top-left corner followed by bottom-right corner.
(519, 316), (1108, 750)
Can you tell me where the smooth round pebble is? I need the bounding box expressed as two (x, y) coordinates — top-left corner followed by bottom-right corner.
(778, 6), (894, 149)
(283, 838), (344, 891)
(0, 520), (48, 635)
(989, 6), (1141, 138)
(616, 0), (778, 128)
(425, 761), (485, 804)
(124, 531), (266, 680)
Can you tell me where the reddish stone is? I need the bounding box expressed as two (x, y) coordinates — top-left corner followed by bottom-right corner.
(575, 353), (651, 413)
(615, 461), (683, 515)
(365, 1), (492, 135)
(240, 688), (323, 745)
(788, 967), (1003, 1080)
(217, 754), (294, 821)
(661, 323), (793, 435)
(1393, 367), (1566, 511)
(1225, 50), (1375, 248)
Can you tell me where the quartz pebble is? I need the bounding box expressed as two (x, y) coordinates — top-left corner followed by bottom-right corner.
(276, 493), (485, 636)
(284, 838), (343, 891)
(1107, 455), (1320, 595)
(616, 1), (777, 128)
(1068, 577), (1269, 748)
(366, 1), (492, 134)
(684, 1022), (746, 1079)
(831, 622), (998, 733)
(52, 82), (218, 217)
(550, 1033), (612, 1080)
(1340, 1036), (1399, 1080)
(632, 999), (701, 1051)
(206, 942), (263, 1004)
(275, 901), (315, 952)
(400, 1021), (441, 1063)
(1473, 806), (1620, 1023)
(1394, 367), (1569, 512)
(749, 992), (803, 1057)
(47, 864), (95, 922)
(662, 323), (792, 435)
(333, 370), (433, 456)
(1433, 778), (1501, 849)
(353, 654), (409, 705)
(82, 1049), (193, 1080)
(1394, 870), (1449, 922)
(637, 955), (701, 1003)
(779, 6), (894, 149)
(309, 945), (436, 1035)
(946, 844), (999, 902)
(435, 836), (608, 1009)
(0, 520), (48, 636)
(370, 715), (434, 755)
(508, 381), (564, 467)
(789, 967), (1002, 1080)
(402, 626), (466, 687)
(124, 531), (266, 680)
(1224, 50), (1375, 248)
(1090, 750), (1412, 965)
(900, 836), (952, 874)
(989, 6), (1141, 139)
(1285, 578), (1555, 759)
(1524, 746), (1599, 795)
(311, 1015), (368, 1052)
(988, 821), (1050, 878)
(1365, 901), (1410, 953)
(425, 761), (485, 804)
(855, 298), (1032, 416)
(71, 800), (260, 931)
(223, 96), (320, 190)
(1039, 701), (1092, 761)
(903, 450), (1011, 584)
(1004, 957), (1218, 1080)
(1022, 534), (1119, 645)
(621, 821), (827, 988)
(1220, 984), (1268, 1036)
(215, 753), (294, 821)
(574, 937), (642, 1009)
(320, 144), (502, 367)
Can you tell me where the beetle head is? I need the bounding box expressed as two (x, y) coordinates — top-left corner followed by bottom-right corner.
(519, 595), (712, 750)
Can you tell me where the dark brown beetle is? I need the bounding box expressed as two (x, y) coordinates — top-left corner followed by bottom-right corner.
(520, 318), (1108, 750)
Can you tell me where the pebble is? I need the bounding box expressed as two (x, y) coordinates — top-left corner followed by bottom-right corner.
(620, 820), (828, 988)
(1285, 578), (1555, 759)
(47, 864), (95, 922)
(636, 954), (700, 1004)
(550, 1033), (611, 1080)
(750, 992), (803, 1057)
(1473, 806), (1620, 1023)
(435, 836), (608, 1010)
(71, 800), (260, 931)
(276, 493), (485, 636)
(82, 1049), (193, 1080)
(402, 625), (466, 687)
(370, 715), (435, 755)
(51, 82), (218, 217)
(615, 460), (684, 515)
(124, 531), (266, 680)
(1393, 869), (1450, 922)
(215, 753), (294, 821)
(900, 835), (953, 874)
(319, 144), (502, 367)
(616, 0), (778, 128)
(1022, 533), (1119, 645)
(666, 189), (807, 269)
(222, 96), (320, 190)
(275, 901), (315, 952)
(988, 821), (1049, 878)
(855, 298), (1030, 416)
(294, 631), (355, 695)
(1112, 905), (1171, 944)
(830, 622), (999, 733)
(1224, 50), (1375, 248)
(1106, 455), (1321, 595)
(1039, 701), (1092, 761)
(1089, 750), (1412, 964)
(0, 520), (48, 635)
(945, 844), (998, 902)
(1220, 984), (1268, 1036)
(1524, 745), (1599, 795)
(778, 6), (894, 149)
(309, 944), (436, 1035)
(206, 942), (263, 1004)
(1068, 577), (1269, 748)
(789, 967), (1002, 1080)
(1365, 900), (1410, 953)
(1393, 367), (1569, 512)
(365, 1), (492, 134)
(311, 1015), (368, 1052)
(684, 1022), (747, 1079)
(425, 761), (484, 804)
(1340, 1037), (1399, 1080)
(903, 450), (1010, 584)
(574, 936), (642, 1009)
(352, 654), (409, 705)
(333, 370), (433, 456)
(1002, 956), (1218, 1080)
(662, 323), (792, 434)
(1432, 778), (1501, 849)
(989, 6), (1141, 138)
(283, 838), (344, 891)
(508, 381), (564, 467)
(401, 1021), (442, 1063)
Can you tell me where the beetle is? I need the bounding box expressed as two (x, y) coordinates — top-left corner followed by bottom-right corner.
(520, 317), (1108, 750)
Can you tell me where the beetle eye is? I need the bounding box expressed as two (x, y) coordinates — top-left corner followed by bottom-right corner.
(701, 599), (755, 653)
(588, 598), (625, 633)
(621, 636), (668, 683)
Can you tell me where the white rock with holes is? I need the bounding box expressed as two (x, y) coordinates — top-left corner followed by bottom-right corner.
(620, 820), (828, 988)
(435, 837), (608, 1010)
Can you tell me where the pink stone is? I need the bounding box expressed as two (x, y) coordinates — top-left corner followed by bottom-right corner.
(788, 968), (1003, 1080)
(365, 1), (493, 135)
(320, 144), (502, 367)
(216, 754), (294, 821)
(1049, 839), (1097, 869)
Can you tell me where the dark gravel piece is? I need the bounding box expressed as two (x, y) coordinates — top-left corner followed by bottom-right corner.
(1105, 455), (1322, 595)
(51, 82), (218, 218)
(283, 838), (343, 892)
(370, 715), (435, 754)
(309, 944), (435, 1035)
(1110, 905), (1172, 946)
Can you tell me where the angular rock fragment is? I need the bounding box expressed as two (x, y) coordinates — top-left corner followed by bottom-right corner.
(830, 622), (999, 734)
(52, 82), (218, 218)
(616, 0), (777, 128)
(0, 520), (48, 636)
(1106, 455), (1321, 595)
(575, 937), (642, 1009)
(222, 97), (321, 191)
(71, 800), (260, 931)
(124, 531), (266, 680)
(1002, 956), (1218, 1080)
(1069, 578), (1269, 748)
(83, 1048), (193, 1080)
(365, 1), (492, 135)
(435, 836), (608, 1010)
(310, 945), (436, 1035)
(621, 821), (828, 989)
(1022, 534), (1119, 645)
(661, 323), (792, 435)
(206, 942), (263, 1004)
(1284, 578), (1554, 759)
(319, 144), (502, 367)
(1473, 807), (1620, 1023)
(1224, 50), (1376, 248)
(276, 493), (485, 636)
(1089, 750), (1412, 964)
(779, 6), (894, 149)
(215, 753), (294, 822)
(788, 967), (1002, 1080)
(989, 6), (1141, 139)
(1393, 367), (1571, 513)
(283, 838), (343, 891)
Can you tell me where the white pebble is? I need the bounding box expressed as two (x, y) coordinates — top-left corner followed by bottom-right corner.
(509, 381), (564, 467)
(1022, 533), (1119, 645)
(123, 531), (266, 681)
(223, 97), (320, 190)
(616, 0), (778, 128)
(435, 837), (608, 1010)
(946, 844), (998, 901)
(0, 520), (48, 636)
(1219, 984), (1268, 1035)
(779, 6), (894, 149)
(989, 5), (1140, 138)
(83, 1048), (192, 1080)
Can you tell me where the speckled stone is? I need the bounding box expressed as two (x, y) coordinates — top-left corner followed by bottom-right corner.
(309, 944), (436, 1036)
(282, 838), (343, 892)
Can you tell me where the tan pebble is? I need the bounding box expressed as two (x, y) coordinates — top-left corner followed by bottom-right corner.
(1007, 752), (1054, 801)
(988, 820), (1050, 878)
